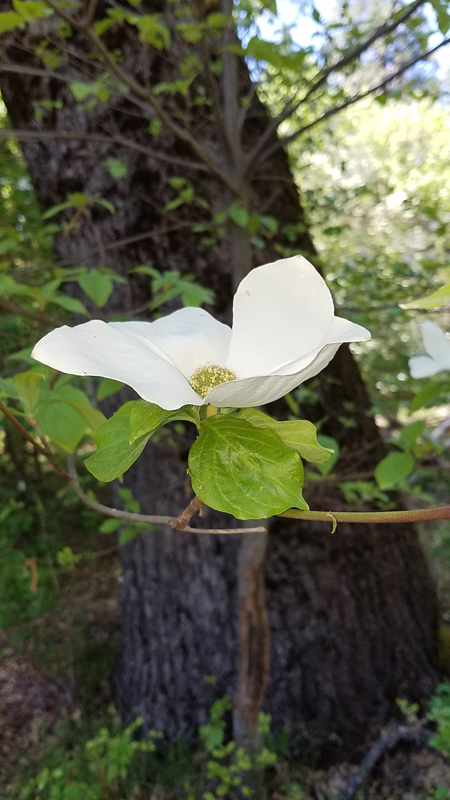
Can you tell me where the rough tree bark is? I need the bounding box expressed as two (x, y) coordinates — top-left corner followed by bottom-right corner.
(0, 0), (438, 758)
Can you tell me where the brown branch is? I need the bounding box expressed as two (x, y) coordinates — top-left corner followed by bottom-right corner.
(43, 0), (239, 193)
(244, 0), (427, 174)
(58, 221), (203, 266)
(221, 0), (241, 168)
(0, 400), (71, 479)
(172, 495), (205, 530)
(67, 457), (265, 533)
(0, 62), (78, 83)
(0, 298), (61, 326)
(0, 128), (209, 172)
(258, 35), (450, 166)
(333, 723), (432, 800)
(281, 504), (450, 525)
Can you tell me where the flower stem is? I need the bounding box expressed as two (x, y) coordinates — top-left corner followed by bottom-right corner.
(280, 506), (450, 524)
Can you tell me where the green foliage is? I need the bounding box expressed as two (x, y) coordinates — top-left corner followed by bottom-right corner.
(428, 683), (450, 756)
(19, 715), (159, 800)
(401, 282), (450, 310)
(42, 192), (115, 220)
(132, 265), (215, 309)
(315, 435), (340, 476)
(84, 402), (153, 481)
(189, 414), (308, 519)
(85, 401), (196, 481)
(375, 451), (415, 490)
(237, 408), (332, 463)
(77, 269), (114, 308)
(129, 401), (195, 442)
(103, 158), (128, 179)
(197, 697), (277, 800)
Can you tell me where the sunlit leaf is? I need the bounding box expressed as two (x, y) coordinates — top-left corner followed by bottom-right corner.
(189, 415), (307, 519)
(0, 11), (23, 32)
(237, 408), (332, 463)
(400, 282), (450, 309)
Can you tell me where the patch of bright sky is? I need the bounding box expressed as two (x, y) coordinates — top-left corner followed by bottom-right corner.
(258, 0), (450, 81)
(257, 0), (326, 47)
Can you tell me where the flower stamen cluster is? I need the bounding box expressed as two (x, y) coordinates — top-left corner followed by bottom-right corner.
(189, 365), (236, 398)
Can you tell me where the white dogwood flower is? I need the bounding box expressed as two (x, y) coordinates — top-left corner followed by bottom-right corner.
(409, 320), (450, 378)
(32, 255), (370, 411)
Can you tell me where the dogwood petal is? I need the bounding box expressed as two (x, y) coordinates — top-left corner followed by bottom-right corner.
(32, 320), (201, 410)
(228, 255), (334, 377)
(208, 317), (370, 407)
(110, 308), (232, 379)
(419, 320), (450, 366)
(273, 316), (370, 377)
(408, 355), (446, 379)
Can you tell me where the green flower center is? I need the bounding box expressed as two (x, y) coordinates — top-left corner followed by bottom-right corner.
(189, 364), (236, 399)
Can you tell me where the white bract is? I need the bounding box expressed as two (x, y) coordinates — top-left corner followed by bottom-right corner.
(32, 255), (370, 411)
(409, 320), (450, 379)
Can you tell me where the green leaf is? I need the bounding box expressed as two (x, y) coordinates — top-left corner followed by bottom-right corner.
(188, 416), (308, 520)
(49, 294), (88, 315)
(41, 278), (61, 299)
(237, 408), (332, 463)
(13, 0), (48, 21)
(78, 270), (114, 307)
(14, 372), (44, 417)
(0, 11), (23, 32)
(37, 400), (88, 452)
(315, 435), (340, 475)
(42, 199), (73, 219)
(400, 282), (450, 309)
(97, 378), (124, 401)
(148, 119), (162, 136)
(93, 17), (114, 36)
(398, 420), (425, 451)
(66, 400), (105, 431)
(0, 274), (21, 296)
(411, 380), (443, 411)
(70, 81), (96, 102)
(99, 518), (121, 533)
(228, 205), (249, 228)
(260, 215), (278, 233)
(84, 403), (151, 481)
(96, 198), (116, 215)
(103, 158), (128, 178)
(131, 14), (170, 48)
(375, 451), (415, 490)
(129, 402), (195, 443)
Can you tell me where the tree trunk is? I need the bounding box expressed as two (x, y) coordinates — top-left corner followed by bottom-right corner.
(0, 1), (438, 758)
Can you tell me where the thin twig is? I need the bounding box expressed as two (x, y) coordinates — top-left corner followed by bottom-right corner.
(281, 505), (450, 525)
(0, 298), (61, 326)
(257, 36), (450, 166)
(333, 723), (432, 800)
(0, 129), (209, 172)
(43, 0), (239, 194)
(172, 495), (205, 529)
(66, 456), (265, 533)
(59, 221), (202, 266)
(0, 400), (71, 479)
(244, 0), (427, 174)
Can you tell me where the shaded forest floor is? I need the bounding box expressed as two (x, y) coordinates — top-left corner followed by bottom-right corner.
(1, 520), (450, 799)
